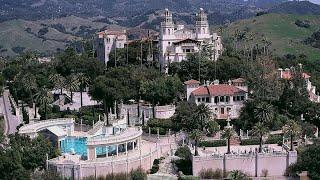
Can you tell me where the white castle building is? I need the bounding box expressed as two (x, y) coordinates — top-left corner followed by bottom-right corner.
(159, 8), (223, 72)
(97, 30), (127, 65)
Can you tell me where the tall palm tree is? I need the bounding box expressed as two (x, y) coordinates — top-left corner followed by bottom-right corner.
(252, 122), (269, 153)
(49, 74), (66, 95)
(195, 104), (212, 130)
(221, 126), (236, 154)
(189, 129), (203, 156)
(253, 102), (274, 124)
(35, 88), (53, 120)
(283, 120), (301, 151)
(21, 74), (38, 118)
(77, 73), (90, 107)
(65, 74), (80, 103)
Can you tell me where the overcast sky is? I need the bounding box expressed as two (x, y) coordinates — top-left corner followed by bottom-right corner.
(310, 0), (320, 4)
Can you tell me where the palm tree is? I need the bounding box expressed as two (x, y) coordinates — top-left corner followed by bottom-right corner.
(49, 74), (65, 95)
(189, 129), (203, 156)
(77, 73), (90, 107)
(221, 126), (236, 154)
(35, 88), (53, 120)
(253, 102), (274, 123)
(283, 120), (301, 151)
(195, 104), (212, 130)
(65, 74), (80, 103)
(21, 74), (38, 118)
(252, 122), (269, 153)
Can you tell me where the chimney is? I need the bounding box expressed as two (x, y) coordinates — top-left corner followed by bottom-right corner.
(298, 63), (303, 71)
(213, 80), (219, 85)
(206, 80), (210, 86)
(278, 68), (283, 78)
(228, 80), (232, 85)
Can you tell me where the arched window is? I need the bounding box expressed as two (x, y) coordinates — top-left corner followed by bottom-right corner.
(168, 29), (171, 35)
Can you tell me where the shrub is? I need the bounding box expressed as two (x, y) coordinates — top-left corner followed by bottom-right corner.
(199, 140), (226, 147)
(38, 27), (49, 36)
(199, 168), (223, 179)
(240, 138), (260, 145)
(266, 135), (282, 144)
(175, 146), (192, 160)
(153, 159), (160, 165)
(130, 167), (147, 180)
(179, 175), (200, 180)
(261, 169), (268, 177)
(174, 146), (193, 175)
(150, 164), (159, 174)
(228, 170), (249, 180)
(295, 20), (310, 28)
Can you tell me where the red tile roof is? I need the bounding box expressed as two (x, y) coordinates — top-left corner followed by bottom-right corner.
(191, 84), (246, 96)
(184, 79), (200, 85)
(231, 78), (246, 83)
(281, 71), (310, 80)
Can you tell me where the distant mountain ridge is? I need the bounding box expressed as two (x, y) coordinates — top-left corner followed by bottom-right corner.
(269, 1), (320, 15)
(0, 0), (285, 23)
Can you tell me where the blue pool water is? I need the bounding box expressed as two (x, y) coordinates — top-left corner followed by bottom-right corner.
(60, 136), (117, 157)
(60, 137), (87, 156)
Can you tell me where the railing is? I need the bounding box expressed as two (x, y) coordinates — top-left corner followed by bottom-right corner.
(19, 118), (74, 134)
(87, 121), (104, 135)
(87, 127), (142, 146)
(155, 105), (175, 112)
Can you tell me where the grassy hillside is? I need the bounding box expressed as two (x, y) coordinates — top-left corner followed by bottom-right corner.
(222, 13), (320, 61)
(0, 16), (108, 58)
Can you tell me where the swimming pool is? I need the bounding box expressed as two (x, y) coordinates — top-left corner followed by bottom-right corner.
(60, 136), (117, 157)
(60, 137), (87, 156)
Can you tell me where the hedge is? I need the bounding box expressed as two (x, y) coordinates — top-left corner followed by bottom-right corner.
(240, 138), (260, 145)
(199, 140), (226, 147)
(265, 135), (282, 144)
(241, 135), (283, 145)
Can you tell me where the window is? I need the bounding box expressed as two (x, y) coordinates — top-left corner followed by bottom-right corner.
(186, 49), (191, 53)
(220, 96), (224, 102)
(198, 98), (201, 102)
(226, 96), (230, 103)
(233, 96), (236, 101)
(240, 96), (245, 101)
(202, 97), (205, 102)
(221, 108), (224, 114)
(214, 96), (218, 103)
(206, 97), (209, 103)
(236, 96), (240, 101)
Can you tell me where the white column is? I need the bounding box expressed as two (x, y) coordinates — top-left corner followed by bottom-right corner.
(116, 144), (119, 156)
(133, 141), (135, 150)
(125, 142), (128, 155)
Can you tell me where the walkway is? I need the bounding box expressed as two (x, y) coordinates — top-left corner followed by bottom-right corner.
(0, 90), (21, 135)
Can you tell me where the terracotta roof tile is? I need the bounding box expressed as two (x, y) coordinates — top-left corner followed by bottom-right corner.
(191, 84), (246, 96)
(184, 79), (200, 85)
(281, 71), (310, 80)
(231, 78), (246, 83)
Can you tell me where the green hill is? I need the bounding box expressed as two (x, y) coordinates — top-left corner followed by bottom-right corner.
(221, 13), (320, 61)
(0, 16), (108, 58)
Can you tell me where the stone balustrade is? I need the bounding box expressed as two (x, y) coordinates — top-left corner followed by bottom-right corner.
(87, 127), (142, 146)
(19, 118), (74, 137)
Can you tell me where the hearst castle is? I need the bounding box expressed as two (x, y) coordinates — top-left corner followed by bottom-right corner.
(159, 8), (223, 72)
(97, 8), (223, 72)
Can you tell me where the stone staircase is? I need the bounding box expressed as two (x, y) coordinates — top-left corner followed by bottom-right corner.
(87, 121), (104, 135)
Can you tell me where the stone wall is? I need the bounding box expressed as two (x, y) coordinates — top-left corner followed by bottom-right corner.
(48, 142), (176, 179)
(192, 151), (297, 177)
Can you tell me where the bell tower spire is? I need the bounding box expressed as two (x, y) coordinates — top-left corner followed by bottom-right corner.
(196, 8), (210, 39)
